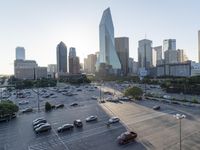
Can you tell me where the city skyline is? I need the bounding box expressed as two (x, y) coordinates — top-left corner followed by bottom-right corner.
(1, 0), (200, 74)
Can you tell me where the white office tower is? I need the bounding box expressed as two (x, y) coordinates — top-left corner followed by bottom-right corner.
(16, 47), (25, 60)
(97, 8), (121, 74)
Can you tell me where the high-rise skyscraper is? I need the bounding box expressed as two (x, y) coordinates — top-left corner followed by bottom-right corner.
(138, 39), (153, 69)
(84, 54), (97, 74)
(115, 37), (129, 76)
(68, 47), (80, 74)
(56, 41), (67, 73)
(69, 47), (76, 58)
(16, 47), (25, 60)
(163, 39), (176, 51)
(198, 31), (200, 63)
(177, 49), (188, 63)
(96, 7), (121, 74)
(153, 46), (162, 65)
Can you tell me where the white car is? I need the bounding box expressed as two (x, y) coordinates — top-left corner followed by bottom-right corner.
(108, 117), (120, 124)
(18, 100), (29, 105)
(86, 115), (98, 122)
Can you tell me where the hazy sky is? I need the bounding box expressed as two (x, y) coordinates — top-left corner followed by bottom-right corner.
(0, 0), (200, 74)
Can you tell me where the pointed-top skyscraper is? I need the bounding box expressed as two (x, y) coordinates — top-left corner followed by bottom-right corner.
(97, 7), (121, 74)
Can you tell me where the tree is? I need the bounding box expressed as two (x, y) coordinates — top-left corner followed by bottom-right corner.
(0, 100), (19, 117)
(45, 102), (52, 112)
(124, 87), (143, 99)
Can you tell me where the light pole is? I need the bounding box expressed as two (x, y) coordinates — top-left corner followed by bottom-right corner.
(173, 113), (186, 150)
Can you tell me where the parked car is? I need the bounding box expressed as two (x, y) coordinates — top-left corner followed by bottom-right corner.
(153, 105), (160, 110)
(117, 131), (137, 145)
(74, 119), (83, 128)
(18, 100), (29, 105)
(22, 108), (33, 113)
(33, 122), (46, 130)
(70, 103), (78, 107)
(55, 104), (64, 109)
(33, 119), (47, 127)
(108, 117), (120, 124)
(35, 123), (51, 134)
(32, 117), (45, 124)
(86, 115), (98, 122)
(57, 124), (74, 133)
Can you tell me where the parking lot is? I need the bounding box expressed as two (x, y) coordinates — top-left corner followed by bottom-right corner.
(0, 84), (146, 150)
(1, 82), (200, 150)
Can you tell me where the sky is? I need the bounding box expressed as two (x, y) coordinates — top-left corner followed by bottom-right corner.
(0, 0), (200, 75)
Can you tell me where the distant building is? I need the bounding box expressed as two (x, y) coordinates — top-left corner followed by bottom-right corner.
(163, 39), (178, 64)
(115, 37), (129, 76)
(47, 64), (57, 78)
(198, 31), (200, 63)
(14, 60), (47, 79)
(177, 49), (188, 63)
(68, 47), (80, 74)
(153, 46), (162, 65)
(84, 54), (97, 74)
(157, 61), (200, 77)
(57, 41), (67, 73)
(163, 39), (176, 51)
(128, 58), (138, 75)
(138, 39), (153, 69)
(16, 47), (25, 60)
(96, 8), (121, 75)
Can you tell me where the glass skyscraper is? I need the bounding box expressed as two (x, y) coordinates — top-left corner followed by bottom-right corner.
(97, 8), (121, 73)
(56, 41), (67, 73)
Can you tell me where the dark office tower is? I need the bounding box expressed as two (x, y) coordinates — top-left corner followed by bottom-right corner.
(69, 47), (80, 74)
(56, 41), (67, 73)
(198, 31), (200, 63)
(115, 37), (129, 76)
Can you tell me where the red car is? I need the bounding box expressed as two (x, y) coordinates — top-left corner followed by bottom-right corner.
(117, 131), (137, 145)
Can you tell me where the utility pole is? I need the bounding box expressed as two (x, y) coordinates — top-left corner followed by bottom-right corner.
(173, 113), (186, 150)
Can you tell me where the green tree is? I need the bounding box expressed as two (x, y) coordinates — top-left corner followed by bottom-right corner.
(0, 100), (19, 117)
(45, 102), (52, 112)
(124, 87), (143, 99)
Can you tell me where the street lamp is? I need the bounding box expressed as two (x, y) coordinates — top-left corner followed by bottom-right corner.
(173, 113), (186, 150)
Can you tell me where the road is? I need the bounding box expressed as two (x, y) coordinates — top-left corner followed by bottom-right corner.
(100, 84), (200, 150)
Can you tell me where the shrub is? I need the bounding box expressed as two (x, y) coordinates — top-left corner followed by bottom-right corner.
(45, 102), (52, 112)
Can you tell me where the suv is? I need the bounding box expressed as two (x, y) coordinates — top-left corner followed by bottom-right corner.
(35, 123), (51, 134)
(117, 131), (137, 145)
(74, 119), (83, 128)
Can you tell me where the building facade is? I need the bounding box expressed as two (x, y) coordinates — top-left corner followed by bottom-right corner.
(16, 47), (25, 60)
(57, 41), (67, 73)
(96, 8), (121, 74)
(177, 49), (188, 63)
(198, 31), (200, 63)
(138, 39), (153, 69)
(153, 46), (162, 65)
(115, 37), (129, 76)
(47, 64), (57, 78)
(68, 47), (80, 74)
(84, 54), (97, 74)
(163, 39), (178, 64)
(14, 60), (47, 79)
